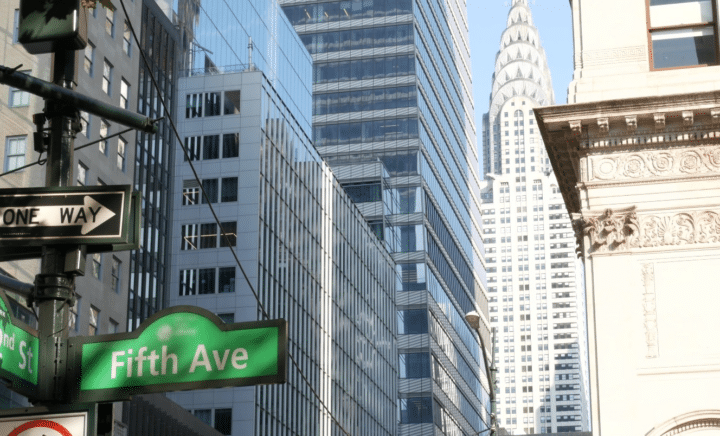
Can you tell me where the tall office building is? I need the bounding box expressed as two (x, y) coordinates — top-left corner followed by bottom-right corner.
(166, 1), (397, 435)
(125, 0), (180, 331)
(281, 1), (492, 434)
(479, 0), (590, 433)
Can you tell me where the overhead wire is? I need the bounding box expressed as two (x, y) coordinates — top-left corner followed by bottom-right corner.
(117, 1), (350, 434)
(0, 122), (160, 179)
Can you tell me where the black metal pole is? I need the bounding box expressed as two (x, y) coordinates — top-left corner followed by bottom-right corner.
(32, 50), (82, 404)
(0, 65), (157, 134)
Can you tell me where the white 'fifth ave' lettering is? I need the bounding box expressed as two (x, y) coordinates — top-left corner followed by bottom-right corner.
(111, 346), (178, 379)
(189, 345), (248, 373)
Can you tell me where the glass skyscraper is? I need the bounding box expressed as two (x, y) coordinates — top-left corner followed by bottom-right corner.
(281, 1), (492, 434)
(479, 0), (590, 432)
(167, 1), (398, 434)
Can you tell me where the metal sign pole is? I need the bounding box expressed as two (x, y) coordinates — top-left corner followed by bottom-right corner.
(33, 49), (82, 404)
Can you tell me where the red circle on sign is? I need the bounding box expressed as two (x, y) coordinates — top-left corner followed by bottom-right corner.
(9, 419), (74, 436)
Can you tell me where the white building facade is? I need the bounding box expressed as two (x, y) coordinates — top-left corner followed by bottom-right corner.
(480, 1), (590, 433)
(536, 0), (720, 435)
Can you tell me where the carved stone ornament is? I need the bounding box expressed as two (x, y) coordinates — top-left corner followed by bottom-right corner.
(577, 209), (639, 252)
(569, 120), (582, 135)
(576, 209), (720, 254)
(641, 263), (659, 358)
(597, 118), (609, 135)
(625, 115), (637, 132)
(588, 145), (720, 182)
(654, 113), (665, 130)
(712, 109), (720, 124)
(682, 110), (694, 126)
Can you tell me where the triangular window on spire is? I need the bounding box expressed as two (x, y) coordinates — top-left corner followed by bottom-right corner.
(516, 67), (523, 78)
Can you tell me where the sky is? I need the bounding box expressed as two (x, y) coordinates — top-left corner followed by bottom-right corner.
(467, 0), (574, 123)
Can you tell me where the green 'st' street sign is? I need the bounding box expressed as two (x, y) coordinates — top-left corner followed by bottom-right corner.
(0, 290), (38, 399)
(67, 307), (287, 402)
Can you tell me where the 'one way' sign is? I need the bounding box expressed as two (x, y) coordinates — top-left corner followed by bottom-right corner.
(0, 185), (132, 246)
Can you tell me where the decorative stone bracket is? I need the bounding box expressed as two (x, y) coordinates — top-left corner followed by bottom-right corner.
(573, 208), (720, 255)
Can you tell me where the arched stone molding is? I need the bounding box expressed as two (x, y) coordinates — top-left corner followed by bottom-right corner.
(646, 410), (720, 436)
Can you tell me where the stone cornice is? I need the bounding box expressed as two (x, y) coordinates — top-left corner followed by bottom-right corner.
(535, 90), (720, 214)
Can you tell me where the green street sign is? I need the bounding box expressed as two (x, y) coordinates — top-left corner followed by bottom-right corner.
(67, 307), (287, 402)
(0, 290), (38, 398)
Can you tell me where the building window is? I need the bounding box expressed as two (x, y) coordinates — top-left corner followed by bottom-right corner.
(220, 222), (237, 247)
(111, 257), (121, 292)
(106, 7), (115, 36)
(123, 21), (131, 55)
(647, 0), (718, 69)
(69, 297), (80, 331)
(399, 397), (433, 424)
(77, 161), (88, 186)
(203, 134), (220, 160)
(214, 409), (232, 435)
(198, 268), (215, 294)
(217, 313), (234, 323)
(222, 133), (239, 158)
(224, 90), (240, 114)
(84, 41), (95, 75)
(4, 136), (26, 172)
(218, 267), (235, 293)
(9, 72), (31, 107)
(89, 306), (99, 335)
(92, 253), (102, 279)
(80, 111), (90, 138)
(183, 180), (200, 205)
(200, 223), (217, 249)
(117, 136), (126, 171)
(99, 119), (109, 154)
(120, 79), (130, 109)
(205, 92), (221, 116)
(186, 93), (202, 118)
(179, 269), (197, 295)
(13, 9), (19, 43)
(181, 224), (198, 250)
(108, 318), (119, 334)
(399, 353), (431, 378)
(102, 59), (113, 95)
(202, 179), (218, 203)
(221, 177), (238, 202)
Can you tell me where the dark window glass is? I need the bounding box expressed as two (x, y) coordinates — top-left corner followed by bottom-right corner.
(202, 179), (218, 203)
(198, 268), (215, 294)
(224, 90), (240, 115)
(343, 182), (382, 203)
(179, 269), (196, 295)
(217, 313), (234, 323)
(214, 409), (232, 435)
(397, 309), (428, 334)
(200, 223), (217, 248)
(380, 152), (418, 176)
(219, 267), (235, 293)
(651, 30), (716, 69)
(205, 92), (221, 116)
(221, 177), (238, 202)
(223, 133), (239, 158)
(220, 222), (237, 247)
(399, 353), (431, 378)
(399, 397), (433, 424)
(203, 135), (220, 160)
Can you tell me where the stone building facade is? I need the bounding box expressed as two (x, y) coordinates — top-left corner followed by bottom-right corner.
(536, 0), (720, 434)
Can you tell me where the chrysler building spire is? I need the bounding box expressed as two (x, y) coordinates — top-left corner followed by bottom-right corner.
(483, 0), (555, 175)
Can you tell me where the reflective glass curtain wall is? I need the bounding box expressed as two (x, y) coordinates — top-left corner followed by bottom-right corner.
(281, 0), (492, 434)
(127, 0), (178, 329)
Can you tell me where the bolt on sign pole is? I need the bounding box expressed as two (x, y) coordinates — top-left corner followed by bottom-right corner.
(33, 49), (83, 404)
